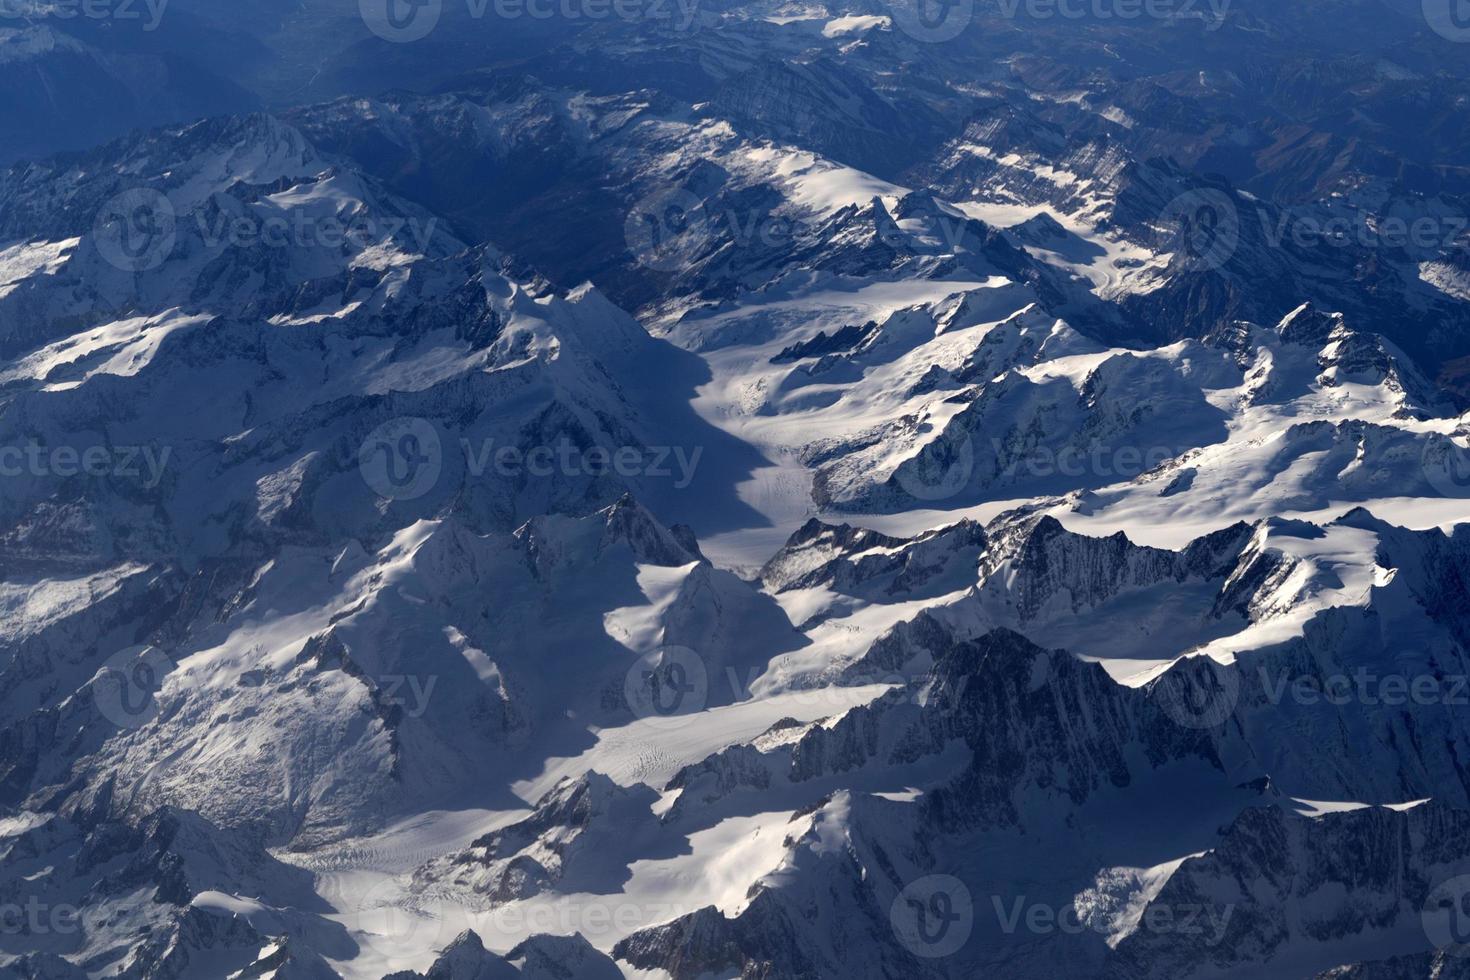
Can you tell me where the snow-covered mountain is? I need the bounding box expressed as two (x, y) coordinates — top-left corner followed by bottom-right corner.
(5, 6), (1470, 978)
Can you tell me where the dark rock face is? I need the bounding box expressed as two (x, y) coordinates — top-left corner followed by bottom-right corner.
(1109, 804), (1470, 979)
(1316, 949), (1470, 979)
(381, 930), (622, 980)
(382, 931), (519, 980)
(413, 773), (660, 903)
